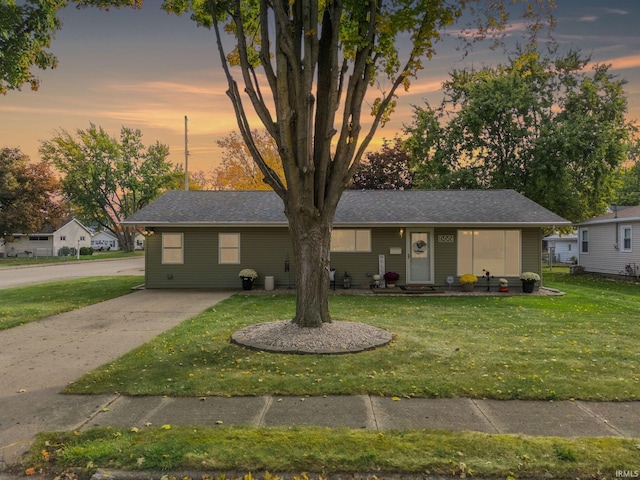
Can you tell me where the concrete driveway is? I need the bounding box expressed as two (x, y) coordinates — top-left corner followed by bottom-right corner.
(0, 288), (233, 465)
(0, 257), (145, 289)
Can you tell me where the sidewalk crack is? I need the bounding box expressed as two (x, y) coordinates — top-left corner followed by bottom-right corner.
(256, 396), (272, 426)
(574, 401), (624, 437)
(74, 393), (121, 432)
(365, 395), (380, 430)
(471, 399), (500, 433)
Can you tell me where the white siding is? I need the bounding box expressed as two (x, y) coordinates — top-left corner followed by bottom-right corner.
(579, 222), (640, 275)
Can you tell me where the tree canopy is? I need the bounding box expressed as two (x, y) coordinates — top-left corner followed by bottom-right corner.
(0, 147), (63, 240)
(350, 137), (413, 190)
(40, 124), (177, 252)
(213, 130), (285, 190)
(404, 49), (636, 223)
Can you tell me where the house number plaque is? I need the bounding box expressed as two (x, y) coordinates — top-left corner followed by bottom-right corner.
(438, 235), (454, 243)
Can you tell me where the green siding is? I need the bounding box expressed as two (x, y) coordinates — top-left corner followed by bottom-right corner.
(143, 226), (544, 289)
(145, 227), (294, 289)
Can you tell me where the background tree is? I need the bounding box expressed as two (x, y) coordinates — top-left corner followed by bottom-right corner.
(40, 124), (177, 252)
(0, 147), (63, 240)
(405, 49), (636, 222)
(213, 130), (285, 190)
(350, 137), (413, 190)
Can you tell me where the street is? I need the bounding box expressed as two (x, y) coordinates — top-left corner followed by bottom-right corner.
(0, 256), (145, 289)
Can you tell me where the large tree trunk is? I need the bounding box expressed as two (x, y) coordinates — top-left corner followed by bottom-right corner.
(286, 205), (334, 327)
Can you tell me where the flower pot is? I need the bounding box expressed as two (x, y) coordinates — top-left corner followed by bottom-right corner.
(461, 283), (475, 292)
(521, 281), (535, 293)
(386, 282), (396, 288)
(241, 278), (254, 290)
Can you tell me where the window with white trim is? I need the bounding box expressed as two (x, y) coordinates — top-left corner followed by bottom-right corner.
(330, 229), (371, 252)
(580, 229), (589, 254)
(219, 233), (240, 264)
(162, 233), (184, 264)
(457, 230), (521, 276)
(621, 225), (632, 252)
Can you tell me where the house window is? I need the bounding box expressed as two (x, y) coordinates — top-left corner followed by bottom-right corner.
(162, 233), (184, 264)
(331, 229), (371, 252)
(28, 236), (48, 241)
(60, 235), (66, 241)
(457, 230), (521, 276)
(80, 236), (86, 241)
(621, 225), (632, 252)
(567, 244), (572, 251)
(581, 229), (589, 254)
(219, 233), (240, 264)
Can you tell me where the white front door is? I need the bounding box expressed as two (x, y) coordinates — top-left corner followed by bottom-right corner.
(406, 229), (433, 284)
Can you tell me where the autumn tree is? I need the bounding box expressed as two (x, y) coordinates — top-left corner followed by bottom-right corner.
(213, 130), (285, 190)
(350, 137), (413, 190)
(0, 147), (63, 241)
(405, 49), (635, 223)
(20, 0), (554, 327)
(40, 124), (177, 252)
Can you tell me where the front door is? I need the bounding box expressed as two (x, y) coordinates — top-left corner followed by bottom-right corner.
(406, 229), (433, 284)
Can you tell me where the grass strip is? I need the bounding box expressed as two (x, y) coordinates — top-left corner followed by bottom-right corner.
(0, 276), (144, 330)
(30, 426), (640, 479)
(65, 273), (640, 400)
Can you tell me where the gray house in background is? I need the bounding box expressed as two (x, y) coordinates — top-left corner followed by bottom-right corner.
(121, 189), (570, 290)
(544, 232), (578, 264)
(576, 205), (640, 278)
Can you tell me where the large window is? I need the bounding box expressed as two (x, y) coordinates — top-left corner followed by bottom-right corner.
(219, 233), (240, 264)
(331, 229), (371, 252)
(581, 229), (589, 254)
(457, 230), (521, 276)
(162, 233), (184, 264)
(621, 225), (632, 252)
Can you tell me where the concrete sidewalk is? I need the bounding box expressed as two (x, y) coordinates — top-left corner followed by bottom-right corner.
(80, 393), (640, 438)
(2, 288), (640, 469)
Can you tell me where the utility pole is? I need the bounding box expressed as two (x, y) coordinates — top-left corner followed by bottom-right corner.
(184, 115), (189, 191)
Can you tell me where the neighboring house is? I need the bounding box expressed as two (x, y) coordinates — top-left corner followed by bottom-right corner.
(134, 231), (145, 250)
(121, 189), (570, 290)
(544, 232), (578, 264)
(5, 218), (92, 257)
(576, 205), (640, 278)
(91, 230), (120, 251)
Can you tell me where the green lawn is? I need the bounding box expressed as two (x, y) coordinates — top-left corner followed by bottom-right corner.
(23, 271), (640, 479)
(66, 272), (640, 401)
(32, 426), (639, 479)
(0, 276), (144, 330)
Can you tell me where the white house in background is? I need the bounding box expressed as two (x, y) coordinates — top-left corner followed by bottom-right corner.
(91, 230), (119, 251)
(544, 232), (578, 264)
(134, 232), (145, 250)
(5, 218), (92, 257)
(576, 205), (640, 278)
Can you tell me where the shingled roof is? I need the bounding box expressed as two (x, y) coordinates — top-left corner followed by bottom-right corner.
(121, 189), (570, 227)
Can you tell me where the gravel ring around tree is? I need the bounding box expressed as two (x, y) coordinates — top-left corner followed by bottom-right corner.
(230, 320), (393, 354)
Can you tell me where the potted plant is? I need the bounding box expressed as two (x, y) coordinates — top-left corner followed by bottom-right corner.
(520, 272), (540, 293)
(459, 273), (478, 292)
(384, 271), (400, 288)
(239, 268), (258, 290)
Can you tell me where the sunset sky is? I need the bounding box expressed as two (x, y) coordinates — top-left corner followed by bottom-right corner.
(2, 1), (640, 173)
